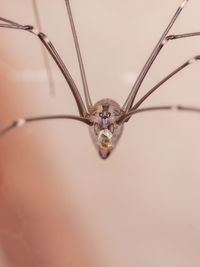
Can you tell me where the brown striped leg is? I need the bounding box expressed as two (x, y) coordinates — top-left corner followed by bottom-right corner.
(117, 105), (200, 124)
(65, 0), (92, 110)
(0, 17), (87, 116)
(133, 55), (200, 110)
(123, 0), (192, 112)
(0, 115), (92, 136)
(32, 0), (56, 96)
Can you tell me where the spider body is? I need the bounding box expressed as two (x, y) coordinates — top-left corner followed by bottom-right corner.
(88, 99), (123, 159)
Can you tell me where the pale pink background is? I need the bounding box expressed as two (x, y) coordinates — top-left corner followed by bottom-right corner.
(0, 0), (200, 266)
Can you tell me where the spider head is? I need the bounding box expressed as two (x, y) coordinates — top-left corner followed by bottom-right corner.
(89, 99), (124, 159)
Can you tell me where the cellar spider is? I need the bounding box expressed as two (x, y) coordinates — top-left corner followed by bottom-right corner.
(0, 0), (200, 159)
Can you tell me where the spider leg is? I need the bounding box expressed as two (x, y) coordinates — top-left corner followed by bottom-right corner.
(0, 115), (92, 136)
(117, 105), (200, 124)
(0, 18), (87, 117)
(123, 0), (193, 112)
(32, 0), (55, 96)
(65, 0), (92, 110)
(132, 55), (200, 110)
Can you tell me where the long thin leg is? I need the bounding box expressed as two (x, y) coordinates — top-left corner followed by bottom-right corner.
(0, 18), (87, 117)
(166, 32), (200, 41)
(0, 115), (92, 136)
(0, 17), (21, 26)
(122, 0), (189, 112)
(32, 0), (56, 96)
(117, 105), (200, 124)
(65, 0), (92, 110)
(132, 55), (200, 110)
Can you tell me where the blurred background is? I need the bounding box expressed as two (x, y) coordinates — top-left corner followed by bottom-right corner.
(0, 0), (200, 266)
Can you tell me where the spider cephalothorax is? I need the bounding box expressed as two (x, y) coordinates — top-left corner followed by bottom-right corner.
(88, 99), (124, 159)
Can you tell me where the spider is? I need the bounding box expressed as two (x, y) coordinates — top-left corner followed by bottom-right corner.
(0, 0), (200, 159)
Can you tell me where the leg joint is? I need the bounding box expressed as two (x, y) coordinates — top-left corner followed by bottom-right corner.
(25, 25), (40, 36)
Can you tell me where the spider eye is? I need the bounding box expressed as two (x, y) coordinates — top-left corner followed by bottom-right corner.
(99, 112), (103, 117)
(107, 112), (111, 118)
